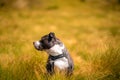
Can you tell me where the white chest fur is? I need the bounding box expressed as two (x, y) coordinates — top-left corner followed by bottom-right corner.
(54, 57), (69, 70)
(46, 44), (69, 70)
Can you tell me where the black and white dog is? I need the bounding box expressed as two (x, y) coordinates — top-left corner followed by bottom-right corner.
(33, 32), (74, 75)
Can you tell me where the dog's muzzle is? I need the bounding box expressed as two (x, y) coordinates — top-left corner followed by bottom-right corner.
(33, 41), (43, 51)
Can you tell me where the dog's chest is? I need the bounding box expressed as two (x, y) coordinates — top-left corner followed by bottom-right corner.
(46, 44), (69, 69)
(54, 57), (69, 70)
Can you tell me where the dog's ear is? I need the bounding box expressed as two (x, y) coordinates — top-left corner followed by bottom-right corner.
(48, 32), (56, 41)
(49, 32), (55, 38)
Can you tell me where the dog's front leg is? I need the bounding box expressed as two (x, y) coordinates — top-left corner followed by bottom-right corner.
(46, 58), (54, 75)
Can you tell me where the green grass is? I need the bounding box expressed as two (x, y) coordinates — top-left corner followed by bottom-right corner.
(0, 0), (120, 80)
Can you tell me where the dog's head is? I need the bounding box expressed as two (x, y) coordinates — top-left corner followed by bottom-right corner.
(33, 32), (56, 51)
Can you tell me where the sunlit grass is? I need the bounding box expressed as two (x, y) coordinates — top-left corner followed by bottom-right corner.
(0, 0), (120, 80)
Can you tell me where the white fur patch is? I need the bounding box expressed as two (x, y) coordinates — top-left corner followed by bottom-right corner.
(46, 44), (69, 70)
(46, 44), (65, 56)
(54, 57), (69, 70)
(34, 41), (40, 46)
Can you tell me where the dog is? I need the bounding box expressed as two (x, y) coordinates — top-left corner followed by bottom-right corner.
(33, 32), (74, 75)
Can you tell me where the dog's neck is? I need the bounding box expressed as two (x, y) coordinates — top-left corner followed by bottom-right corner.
(49, 53), (65, 61)
(45, 44), (65, 56)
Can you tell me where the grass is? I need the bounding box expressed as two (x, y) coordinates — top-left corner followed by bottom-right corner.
(0, 0), (120, 80)
(85, 47), (120, 80)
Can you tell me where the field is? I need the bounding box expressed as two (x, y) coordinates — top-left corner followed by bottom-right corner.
(0, 0), (120, 80)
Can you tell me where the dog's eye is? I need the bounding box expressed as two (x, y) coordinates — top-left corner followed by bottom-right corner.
(40, 40), (43, 43)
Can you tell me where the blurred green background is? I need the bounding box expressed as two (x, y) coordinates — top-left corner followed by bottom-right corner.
(0, 0), (120, 80)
